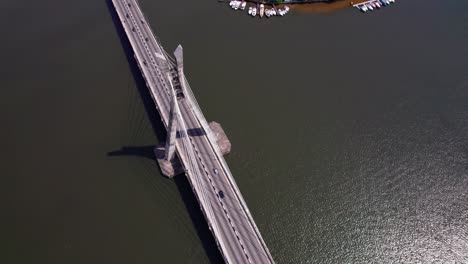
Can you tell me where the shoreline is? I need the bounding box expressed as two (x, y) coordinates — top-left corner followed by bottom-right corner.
(224, 0), (355, 13)
(221, 0), (340, 3)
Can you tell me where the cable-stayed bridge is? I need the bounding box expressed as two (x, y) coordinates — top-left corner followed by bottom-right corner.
(111, 0), (275, 263)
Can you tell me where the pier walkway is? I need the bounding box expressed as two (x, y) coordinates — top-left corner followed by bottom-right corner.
(111, 0), (275, 263)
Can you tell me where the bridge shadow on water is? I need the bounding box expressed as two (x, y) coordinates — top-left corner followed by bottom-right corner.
(105, 1), (223, 262)
(108, 145), (156, 160)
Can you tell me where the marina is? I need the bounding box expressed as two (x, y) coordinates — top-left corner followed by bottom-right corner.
(228, 0), (397, 16)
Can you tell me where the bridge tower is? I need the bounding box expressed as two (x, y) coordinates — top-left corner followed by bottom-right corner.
(174, 45), (184, 77)
(154, 45), (231, 178)
(163, 45), (184, 161)
(153, 45), (187, 178)
(164, 86), (178, 161)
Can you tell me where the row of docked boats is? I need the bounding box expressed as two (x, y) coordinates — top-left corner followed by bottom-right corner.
(353, 0), (396, 12)
(229, 1), (290, 18)
(270, 6), (290, 17)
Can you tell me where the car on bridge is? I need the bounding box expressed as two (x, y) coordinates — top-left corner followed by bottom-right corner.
(218, 190), (225, 199)
(213, 168), (219, 175)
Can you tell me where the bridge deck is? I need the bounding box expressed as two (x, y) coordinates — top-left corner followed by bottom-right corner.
(111, 0), (274, 263)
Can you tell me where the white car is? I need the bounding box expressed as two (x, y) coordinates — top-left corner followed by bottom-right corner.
(213, 168), (219, 174)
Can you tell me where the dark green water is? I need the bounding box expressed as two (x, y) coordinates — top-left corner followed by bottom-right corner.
(2, 0), (467, 263)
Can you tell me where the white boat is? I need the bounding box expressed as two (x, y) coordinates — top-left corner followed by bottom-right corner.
(265, 9), (271, 17)
(360, 5), (368, 12)
(277, 6), (289, 16)
(259, 4), (265, 18)
(367, 3), (374, 10)
(231, 0), (242, 10)
(375, 1), (381, 8)
(248, 6), (252, 14)
(241, 2), (247, 10)
(251, 7), (257, 16)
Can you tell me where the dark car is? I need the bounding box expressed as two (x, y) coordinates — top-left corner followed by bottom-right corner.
(218, 190), (224, 199)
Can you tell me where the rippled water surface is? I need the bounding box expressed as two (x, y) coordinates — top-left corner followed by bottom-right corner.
(2, 0), (467, 263)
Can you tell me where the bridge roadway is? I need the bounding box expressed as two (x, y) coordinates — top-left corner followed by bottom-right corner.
(111, 0), (275, 263)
